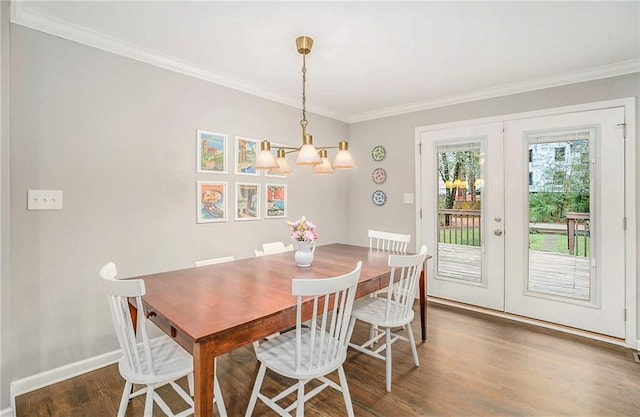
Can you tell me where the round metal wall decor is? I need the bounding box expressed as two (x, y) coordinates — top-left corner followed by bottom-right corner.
(371, 145), (386, 162)
(372, 190), (387, 206)
(371, 168), (387, 184)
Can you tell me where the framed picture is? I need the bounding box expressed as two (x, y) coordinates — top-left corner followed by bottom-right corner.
(235, 182), (260, 221)
(266, 142), (288, 178)
(265, 184), (287, 218)
(235, 136), (260, 176)
(197, 130), (227, 173)
(197, 181), (228, 223)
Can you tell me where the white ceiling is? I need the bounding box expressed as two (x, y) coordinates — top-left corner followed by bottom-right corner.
(11, 1), (640, 123)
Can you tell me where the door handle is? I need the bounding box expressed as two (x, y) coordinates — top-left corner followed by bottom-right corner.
(494, 229), (503, 236)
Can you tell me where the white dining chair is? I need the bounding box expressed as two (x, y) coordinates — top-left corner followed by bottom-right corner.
(100, 262), (227, 417)
(195, 255), (234, 267)
(367, 230), (414, 338)
(348, 246), (427, 392)
(262, 241), (295, 255)
(245, 262), (362, 417)
(368, 229), (411, 252)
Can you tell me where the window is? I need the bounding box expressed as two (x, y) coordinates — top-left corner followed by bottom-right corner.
(528, 172), (533, 185)
(528, 149), (533, 163)
(555, 147), (566, 161)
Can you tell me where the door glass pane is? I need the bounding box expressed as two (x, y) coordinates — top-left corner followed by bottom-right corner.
(437, 141), (483, 283)
(527, 130), (592, 300)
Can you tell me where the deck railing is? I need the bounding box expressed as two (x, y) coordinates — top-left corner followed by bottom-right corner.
(438, 209), (481, 246)
(566, 212), (590, 256)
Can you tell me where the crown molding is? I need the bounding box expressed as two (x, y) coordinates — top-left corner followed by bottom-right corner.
(10, 2), (350, 123)
(348, 60), (640, 123)
(11, 2), (639, 125)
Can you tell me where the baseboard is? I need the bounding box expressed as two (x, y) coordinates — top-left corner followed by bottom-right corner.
(10, 348), (120, 407)
(428, 296), (631, 348)
(0, 408), (13, 417)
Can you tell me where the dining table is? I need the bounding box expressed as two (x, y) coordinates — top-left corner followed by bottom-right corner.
(131, 243), (431, 417)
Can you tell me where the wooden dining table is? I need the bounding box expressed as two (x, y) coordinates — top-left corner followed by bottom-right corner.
(132, 243), (430, 417)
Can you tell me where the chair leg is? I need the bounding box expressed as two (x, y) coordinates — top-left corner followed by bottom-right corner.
(117, 381), (132, 417)
(245, 362), (267, 417)
(143, 386), (154, 417)
(338, 365), (355, 417)
(385, 328), (392, 392)
(214, 373), (227, 417)
(406, 323), (420, 367)
(370, 324), (379, 343)
(296, 380), (305, 417)
(188, 372), (194, 396)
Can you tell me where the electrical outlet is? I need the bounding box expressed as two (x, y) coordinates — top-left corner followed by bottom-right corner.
(27, 190), (63, 210)
(403, 193), (414, 204)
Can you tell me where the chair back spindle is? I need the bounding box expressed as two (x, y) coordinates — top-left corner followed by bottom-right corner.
(368, 229), (411, 252)
(292, 262), (361, 373)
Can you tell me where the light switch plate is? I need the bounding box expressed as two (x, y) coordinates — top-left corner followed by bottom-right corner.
(27, 190), (63, 210)
(403, 193), (414, 204)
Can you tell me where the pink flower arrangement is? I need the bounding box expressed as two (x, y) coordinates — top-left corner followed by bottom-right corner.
(287, 216), (318, 243)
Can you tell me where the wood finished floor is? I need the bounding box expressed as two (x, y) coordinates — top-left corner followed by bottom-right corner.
(15, 302), (640, 416)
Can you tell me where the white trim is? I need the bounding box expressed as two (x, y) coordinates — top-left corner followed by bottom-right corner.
(350, 62), (640, 123)
(429, 297), (629, 348)
(622, 99), (637, 349)
(9, 2), (639, 124)
(415, 98), (637, 349)
(9, 2), (348, 123)
(9, 348), (120, 409)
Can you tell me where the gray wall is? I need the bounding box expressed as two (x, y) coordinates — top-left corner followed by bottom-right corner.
(2, 16), (639, 413)
(347, 73), (640, 333)
(1, 0), (11, 411)
(3, 24), (350, 407)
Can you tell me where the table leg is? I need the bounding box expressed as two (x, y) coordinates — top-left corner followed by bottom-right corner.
(419, 268), (426, 341)
(193, 343), (215, 417)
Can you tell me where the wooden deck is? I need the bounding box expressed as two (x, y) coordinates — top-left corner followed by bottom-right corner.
(437, 243), (590, 300)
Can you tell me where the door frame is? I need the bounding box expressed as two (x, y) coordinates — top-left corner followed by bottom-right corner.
(414, 98), (636, 348)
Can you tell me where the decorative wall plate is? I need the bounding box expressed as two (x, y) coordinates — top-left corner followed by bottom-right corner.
(372, 190), (387, 206)
(372, 168), (387, 184)
(371, 145), (386, 162)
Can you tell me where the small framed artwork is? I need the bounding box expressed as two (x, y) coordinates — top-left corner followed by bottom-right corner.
(235, 136), (260, 176)
(266, 142), (287, 178)
(265, 184), (287, 218)
(197, 130), (227, 173)
(197, 181), (228, 223)
(235, 182), (260, 221)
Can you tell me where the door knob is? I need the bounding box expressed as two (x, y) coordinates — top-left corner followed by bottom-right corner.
(494, 229), (503, 236)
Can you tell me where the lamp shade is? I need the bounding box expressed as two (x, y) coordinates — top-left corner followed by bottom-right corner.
(296, 134), (321, 165)
(254, 141), (278, 169)
(332, 140), (356, 169)
(270, 149), (292, 174)
(313, 149), (334, 174)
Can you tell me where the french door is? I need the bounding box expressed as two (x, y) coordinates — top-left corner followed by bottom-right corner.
(420, 106), (628, 338)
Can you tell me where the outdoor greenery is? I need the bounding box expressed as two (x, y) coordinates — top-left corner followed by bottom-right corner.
(438, 148), (481, 210)
(439, 228), (590, 257)
(528, 140), (590, 223)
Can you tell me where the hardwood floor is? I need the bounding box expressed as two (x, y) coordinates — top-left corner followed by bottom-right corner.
(15, 302), (640, 416)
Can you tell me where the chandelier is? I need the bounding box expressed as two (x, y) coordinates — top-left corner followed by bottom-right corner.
(254, 36), (357, 175)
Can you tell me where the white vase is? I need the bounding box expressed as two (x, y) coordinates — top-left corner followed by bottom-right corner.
(294, 241), (316, 268)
